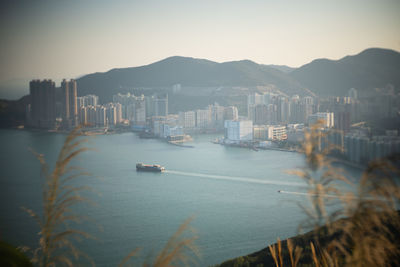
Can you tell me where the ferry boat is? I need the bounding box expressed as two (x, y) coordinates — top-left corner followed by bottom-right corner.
(136, 163), (165, 172)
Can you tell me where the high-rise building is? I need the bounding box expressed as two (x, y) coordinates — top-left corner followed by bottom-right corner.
(79, 106), (88, 125)
(224, 120), (253, 141)
(224, 106), (239, 121)
(113, 93), (136, 119)
(279, 96), (290, 124)
(308, 112), (334, 128)
(196, 109), (211, 128)
(134, 96), (146, 125)
(254, 104), (268, 125)
(96, 106), (106, 127)
(154, 94), (168, 117)
(209, 103), (225, 128)
(61, 79), (78, 128)
(29, 79), (57, 129)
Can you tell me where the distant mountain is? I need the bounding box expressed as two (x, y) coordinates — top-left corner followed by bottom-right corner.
(77, 49), (400, 101)
(265, 64), (295, 73)
(290, 48), (400, 96)
(77, 56), (305, 102)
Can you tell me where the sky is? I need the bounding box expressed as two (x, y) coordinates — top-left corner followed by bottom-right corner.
(0, 0), (399, 98)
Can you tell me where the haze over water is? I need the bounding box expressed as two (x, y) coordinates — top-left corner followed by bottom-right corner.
(0, 130), (361, 266)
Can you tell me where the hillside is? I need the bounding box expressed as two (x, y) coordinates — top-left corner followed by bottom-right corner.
(290, 48), (400, 96)
(77, 48), (400, 101)
(76, 56), (305, 102)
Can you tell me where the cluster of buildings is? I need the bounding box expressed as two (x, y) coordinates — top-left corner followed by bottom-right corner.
(27, 79), (80, 129)
(325, 129), (400, 165)
(26, 79), (400, 165)
(222, 89), (400, 164)
(26, 79), (169, 130)
(150, 103), (238, 139)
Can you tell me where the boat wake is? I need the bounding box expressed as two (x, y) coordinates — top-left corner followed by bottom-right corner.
(165, 170), (305, 187)
(278, 190), (353, 199)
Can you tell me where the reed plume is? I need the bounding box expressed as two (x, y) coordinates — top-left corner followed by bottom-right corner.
(23, 126), (94, 267)
(292, 121), (400, 266)
(120, 217), (200, 267)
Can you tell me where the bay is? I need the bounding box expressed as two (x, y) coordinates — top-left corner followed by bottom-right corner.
(0, 129), (360, 266)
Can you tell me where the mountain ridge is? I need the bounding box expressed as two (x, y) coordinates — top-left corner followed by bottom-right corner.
(76, 48), (400, 101)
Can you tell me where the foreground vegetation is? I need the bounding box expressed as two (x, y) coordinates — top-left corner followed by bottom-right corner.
(217, 123), (400, 267)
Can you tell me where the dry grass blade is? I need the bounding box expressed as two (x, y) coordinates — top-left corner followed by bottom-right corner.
(310, 242), (320, 267)
(277, 238), (283, 267)
(268, 243), (279, 267)
(289, 121), (400, 267)
(23, 126), (95, 267)
(119, 248), (141, 267)
(149, 217), (200, 267)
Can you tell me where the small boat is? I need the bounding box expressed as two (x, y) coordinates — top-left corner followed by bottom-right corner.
(278, 190), (281, 193)
(136, 163), (165, 172)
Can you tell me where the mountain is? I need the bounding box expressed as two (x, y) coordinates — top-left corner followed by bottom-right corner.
(77, 48), (400, 102)
(77, 56), (305, 102)
(290, 48), (400, 96)
(266, 64), (295, 73)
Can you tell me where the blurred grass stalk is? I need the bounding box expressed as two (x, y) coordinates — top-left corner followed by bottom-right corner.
(279, 121), (400, 266)
(22, 126), (200, 267)
(120, 217), (200, 267)
(23, 126), (94, 267)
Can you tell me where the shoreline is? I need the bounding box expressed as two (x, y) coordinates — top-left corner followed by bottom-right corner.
(4, 127), (367, 170)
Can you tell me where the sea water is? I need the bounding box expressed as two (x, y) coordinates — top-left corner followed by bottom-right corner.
(0, 130), (361, 266)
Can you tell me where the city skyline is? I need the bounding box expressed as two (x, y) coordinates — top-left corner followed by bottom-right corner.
(1, 0), (399, 94)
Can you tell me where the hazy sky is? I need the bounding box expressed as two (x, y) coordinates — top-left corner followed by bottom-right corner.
(1, 0), (399, 85)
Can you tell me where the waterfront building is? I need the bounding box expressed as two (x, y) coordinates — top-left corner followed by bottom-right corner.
(96, 106), (106, 127)
(209, 103), (225, 129)
(61, 79), (78, 128)
(79, 106), (88, 125)
(179, 111), (196, 128)
(162, 125), (184, 138)
(224, 120), (253, 142)
(343, 132), (400, 164)
(104, 103), (117, 126)
(253, 125), (269, 140)
(28, 79), (57, 129)
(195, 109), (211, 128)
(266, 125), (287, 141)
